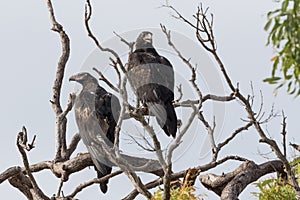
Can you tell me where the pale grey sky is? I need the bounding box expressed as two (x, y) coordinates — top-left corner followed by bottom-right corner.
(0, 0), (299, 199)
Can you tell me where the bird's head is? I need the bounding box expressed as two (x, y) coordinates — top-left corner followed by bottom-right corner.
(135, 31), (153, 49)
(69, 72), (98, 86)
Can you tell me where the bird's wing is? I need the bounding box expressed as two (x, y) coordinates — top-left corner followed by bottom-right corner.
(128, 50), (175, 102)
(127, 51), (152, 91)
(158, 55), (175, 95)
(145, 52), (175, 102)
(74, 90), (111, 164)
(95, 87), (121, 144)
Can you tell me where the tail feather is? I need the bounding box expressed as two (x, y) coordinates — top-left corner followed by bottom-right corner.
(94, 165), (112, 193)
(100, 182), (108, 194)
(147, 101), (177, 137)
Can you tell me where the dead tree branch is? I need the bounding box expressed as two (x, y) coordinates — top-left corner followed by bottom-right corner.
(17, 126), (36, 151)
(161, 24), (203, 100)
(65, 133), (81, 159)
(109, 58), (122, 89)
(200, 160), (285, 199)
(290, 143), (300, 152)
(166, 3), (300, 195)
(281, 111), (287, 157)
(166, 4), (236, 91)
(113, 31), (135, 53)
(164, 103), (199, 200)
(8, 172), (35, 200)
(114, 73), (153, 199)
(68, 170), (123, 197)
(123, 155), (248, 200)
(167, 104), (198, 165)
(0, 166), (22, 184)
(216, 122), (253, 154)
(2, 150), (163, 199)
(16, 127), (50, 200)
(3, 1), (297, 199)
(46, 0), (71, 161)
(84, 1), (162, 197)
(198, 112), (217, 157)
(93, 67), (119, 92)
(85, 0), (126, 73)
(173, 93), (235, 108)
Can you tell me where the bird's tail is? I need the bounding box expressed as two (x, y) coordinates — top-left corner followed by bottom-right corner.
(147, 101), (177, 137)
(94, 165), (112, 193)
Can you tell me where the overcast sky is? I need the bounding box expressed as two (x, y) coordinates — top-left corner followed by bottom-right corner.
(0, 0), (299, 199)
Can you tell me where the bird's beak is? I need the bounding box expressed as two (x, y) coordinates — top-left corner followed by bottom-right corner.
(69, 74), (77, 82)
(144, 33), (152, 43)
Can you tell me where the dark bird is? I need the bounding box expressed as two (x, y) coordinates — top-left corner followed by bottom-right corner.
(69, 72), (120, 193)
(127, 31), (177, 137)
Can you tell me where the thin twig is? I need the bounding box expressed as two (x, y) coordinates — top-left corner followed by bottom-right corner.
(18, 127), (36, 151)
(290, 143), (300, 152)
(109, 57), (122, 89)
(175, 84), (183, 102)
(131, 112), (167, 170)
(113, 31), (135, 53)
(56, 179), (64, 197)
(68, 170), (123, 197)
(161, 24), (203, 100)
(198, 112), (217, 158)
(173, 93), (235, 108)
(281, 111), (287, 157)
(167, 103), (198, 166)
(217, 122), (253, 151)
(128, 134), (155, 152)
(162, 5), (200, 31)
(164, 103), (199, 200)
(93, 67), (119, 92)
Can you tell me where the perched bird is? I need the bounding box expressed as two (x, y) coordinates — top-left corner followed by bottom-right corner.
(127, 31), (177, 138)
(69, 72), (120, 193)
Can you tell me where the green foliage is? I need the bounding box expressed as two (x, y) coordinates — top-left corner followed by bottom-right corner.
(264, 0), (300, 96)
(151, 186), (202, 200)
(289, 156), (300, 166)
(253, 178), (297, 200)
(290, 156), (300, 185)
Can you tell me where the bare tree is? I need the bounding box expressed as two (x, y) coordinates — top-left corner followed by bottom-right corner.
(0, 1), (299, 200)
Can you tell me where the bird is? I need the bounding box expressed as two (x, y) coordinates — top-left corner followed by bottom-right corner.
(69, 72), (120, 193)
(127, 31), (177, 138)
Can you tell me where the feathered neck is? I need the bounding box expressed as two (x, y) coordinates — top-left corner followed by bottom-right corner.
(82, 82), (99, 92)
(134, 47), (159, 55)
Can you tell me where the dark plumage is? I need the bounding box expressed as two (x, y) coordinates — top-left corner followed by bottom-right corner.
(128, 31), (177, 138)
(69, 72), (120, 193)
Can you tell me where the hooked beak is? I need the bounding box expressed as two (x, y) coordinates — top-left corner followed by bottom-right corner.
(69, 74), (77, 82)
(144, 33), (152, 43)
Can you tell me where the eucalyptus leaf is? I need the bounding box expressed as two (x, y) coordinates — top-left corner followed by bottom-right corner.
(265, 0), (300, 97)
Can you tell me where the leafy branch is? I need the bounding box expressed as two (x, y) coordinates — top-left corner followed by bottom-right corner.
(264, 0), (300, 96)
